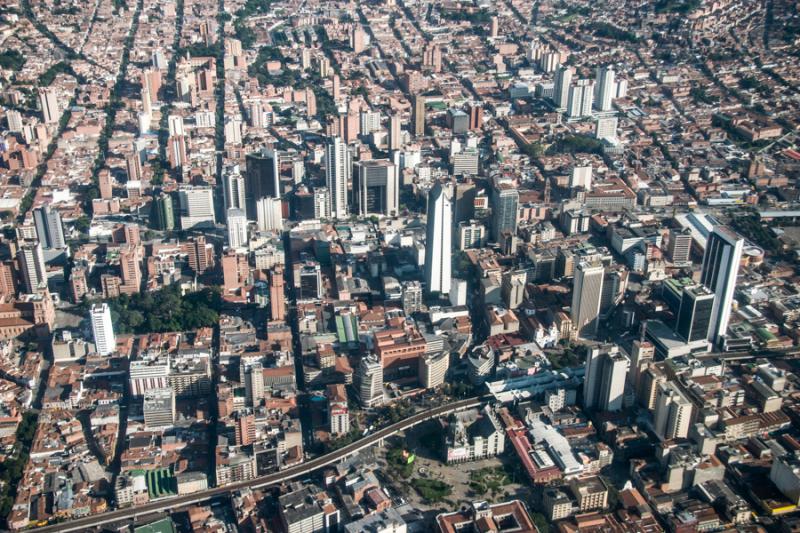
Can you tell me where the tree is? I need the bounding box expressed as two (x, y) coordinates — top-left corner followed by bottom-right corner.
(98, 285), (222, 334)
(410, 478), (452, 503)
(531, 513), (550, 533)
(72, 216), (91, 234)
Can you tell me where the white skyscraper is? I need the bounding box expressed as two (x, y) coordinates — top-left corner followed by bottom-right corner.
(18, 241), (47, 294)
(33, 204), (66, 250)
(90, 303), (116, 356)
(178, 186), (216, 229)
(583, 344), (628, 412)
(256, 197), (284, 232)
(223, 165), (246, 211)
(313, 187), (331, 219)
(553, 66), (574, 110)
(595, 117), (618, 140)
(595, 65), (616, 111)
(38, 87), (60, 124)
(424, 181), (453, 295)
(226, 208), (248, 249)
(653, 381), (693, 440)
(701, 227), (744, 345)
(325, 136), (351, 219)
(567, 80), (594, 118)
(358, 354), (384, 407)
(571, 262), (605, 339)
(569, 164), (592, 191)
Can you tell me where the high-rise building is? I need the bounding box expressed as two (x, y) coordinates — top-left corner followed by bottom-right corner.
(567, 80), (595, 118)
(226, 208), (248, 249)
(639, 363), (666, 411)
(223, 165), (246, 211)
(325, 136), (351, 219)
(295, 261), (323, 300)
(38, 87), (60, 124)
(413, 95), (426, 137)
(354, 160), (398, 217)
(126, 153), (142, 182)
(222, 252), (249, 293)
(676, 285), (715, 343)
(358, 354), (384, 407)
(167, 134), (187, 169)
(571, 261), (605, 339)
(33, 204), (66, 250)
(360, 110), (381, 134)
(595, 117), (618, 140)
(141, 68), (162, 104)
(241, 360), (265, 407)
(583, 344), (628, 412)
(467, 103), (483, 131)
(245, 147), (280, 220)
(313, 187), (330, 219)
(569, 164), (593, 191)
(599, 269), (622, 318)
(17, 241), (46, 294)
(0, 261), (18, 298)
(594, 65), (616, 111)
(770, 456), (800, 506)
(98, 169), (113, 200)
(668, 227), (693, 264)
(402, 280), (423, 315)
(150, 192), (175, 231)
(457, 220), (486, 250)
(90, 303), (116, 355)
(350, 25), (366, 53)
(627, 338), (654, 391)
(424, 181), (453, 296)
(491, 183), (519, 242)
(270, 266), (286, 321)
(388, 113), (402, 151)
(423, 43), (442, 72)
(553, 66), (574, 110)
(502, 270), (527, 310)
(539, 51), (561, 73)
(248, 100), (265, 128)
(143, 388), (175, 429)
(69, 266), (87, 302)
(653, 381), (693, 440)
(119, 245), (141, 292)
(186, 236), (214, 274)
(447, 109), (469, 134)
(256, 197), (283, 232)
(701, 227), (744, 344)
(326, 384), (350, 436)
(454, 180), (477, 225)
(234, 413), (256, 446)
(451, 148), (479, 176)
(616, 78), (628, 98)
(178, 186), (215, 229)
(129, 354), (170, 396)
(419, 350), (449, 389)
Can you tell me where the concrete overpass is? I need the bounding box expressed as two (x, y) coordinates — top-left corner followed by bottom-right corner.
(32, 396), (486, 533)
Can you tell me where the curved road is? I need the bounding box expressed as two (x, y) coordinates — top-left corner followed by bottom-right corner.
(33, 395), (487, 532)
